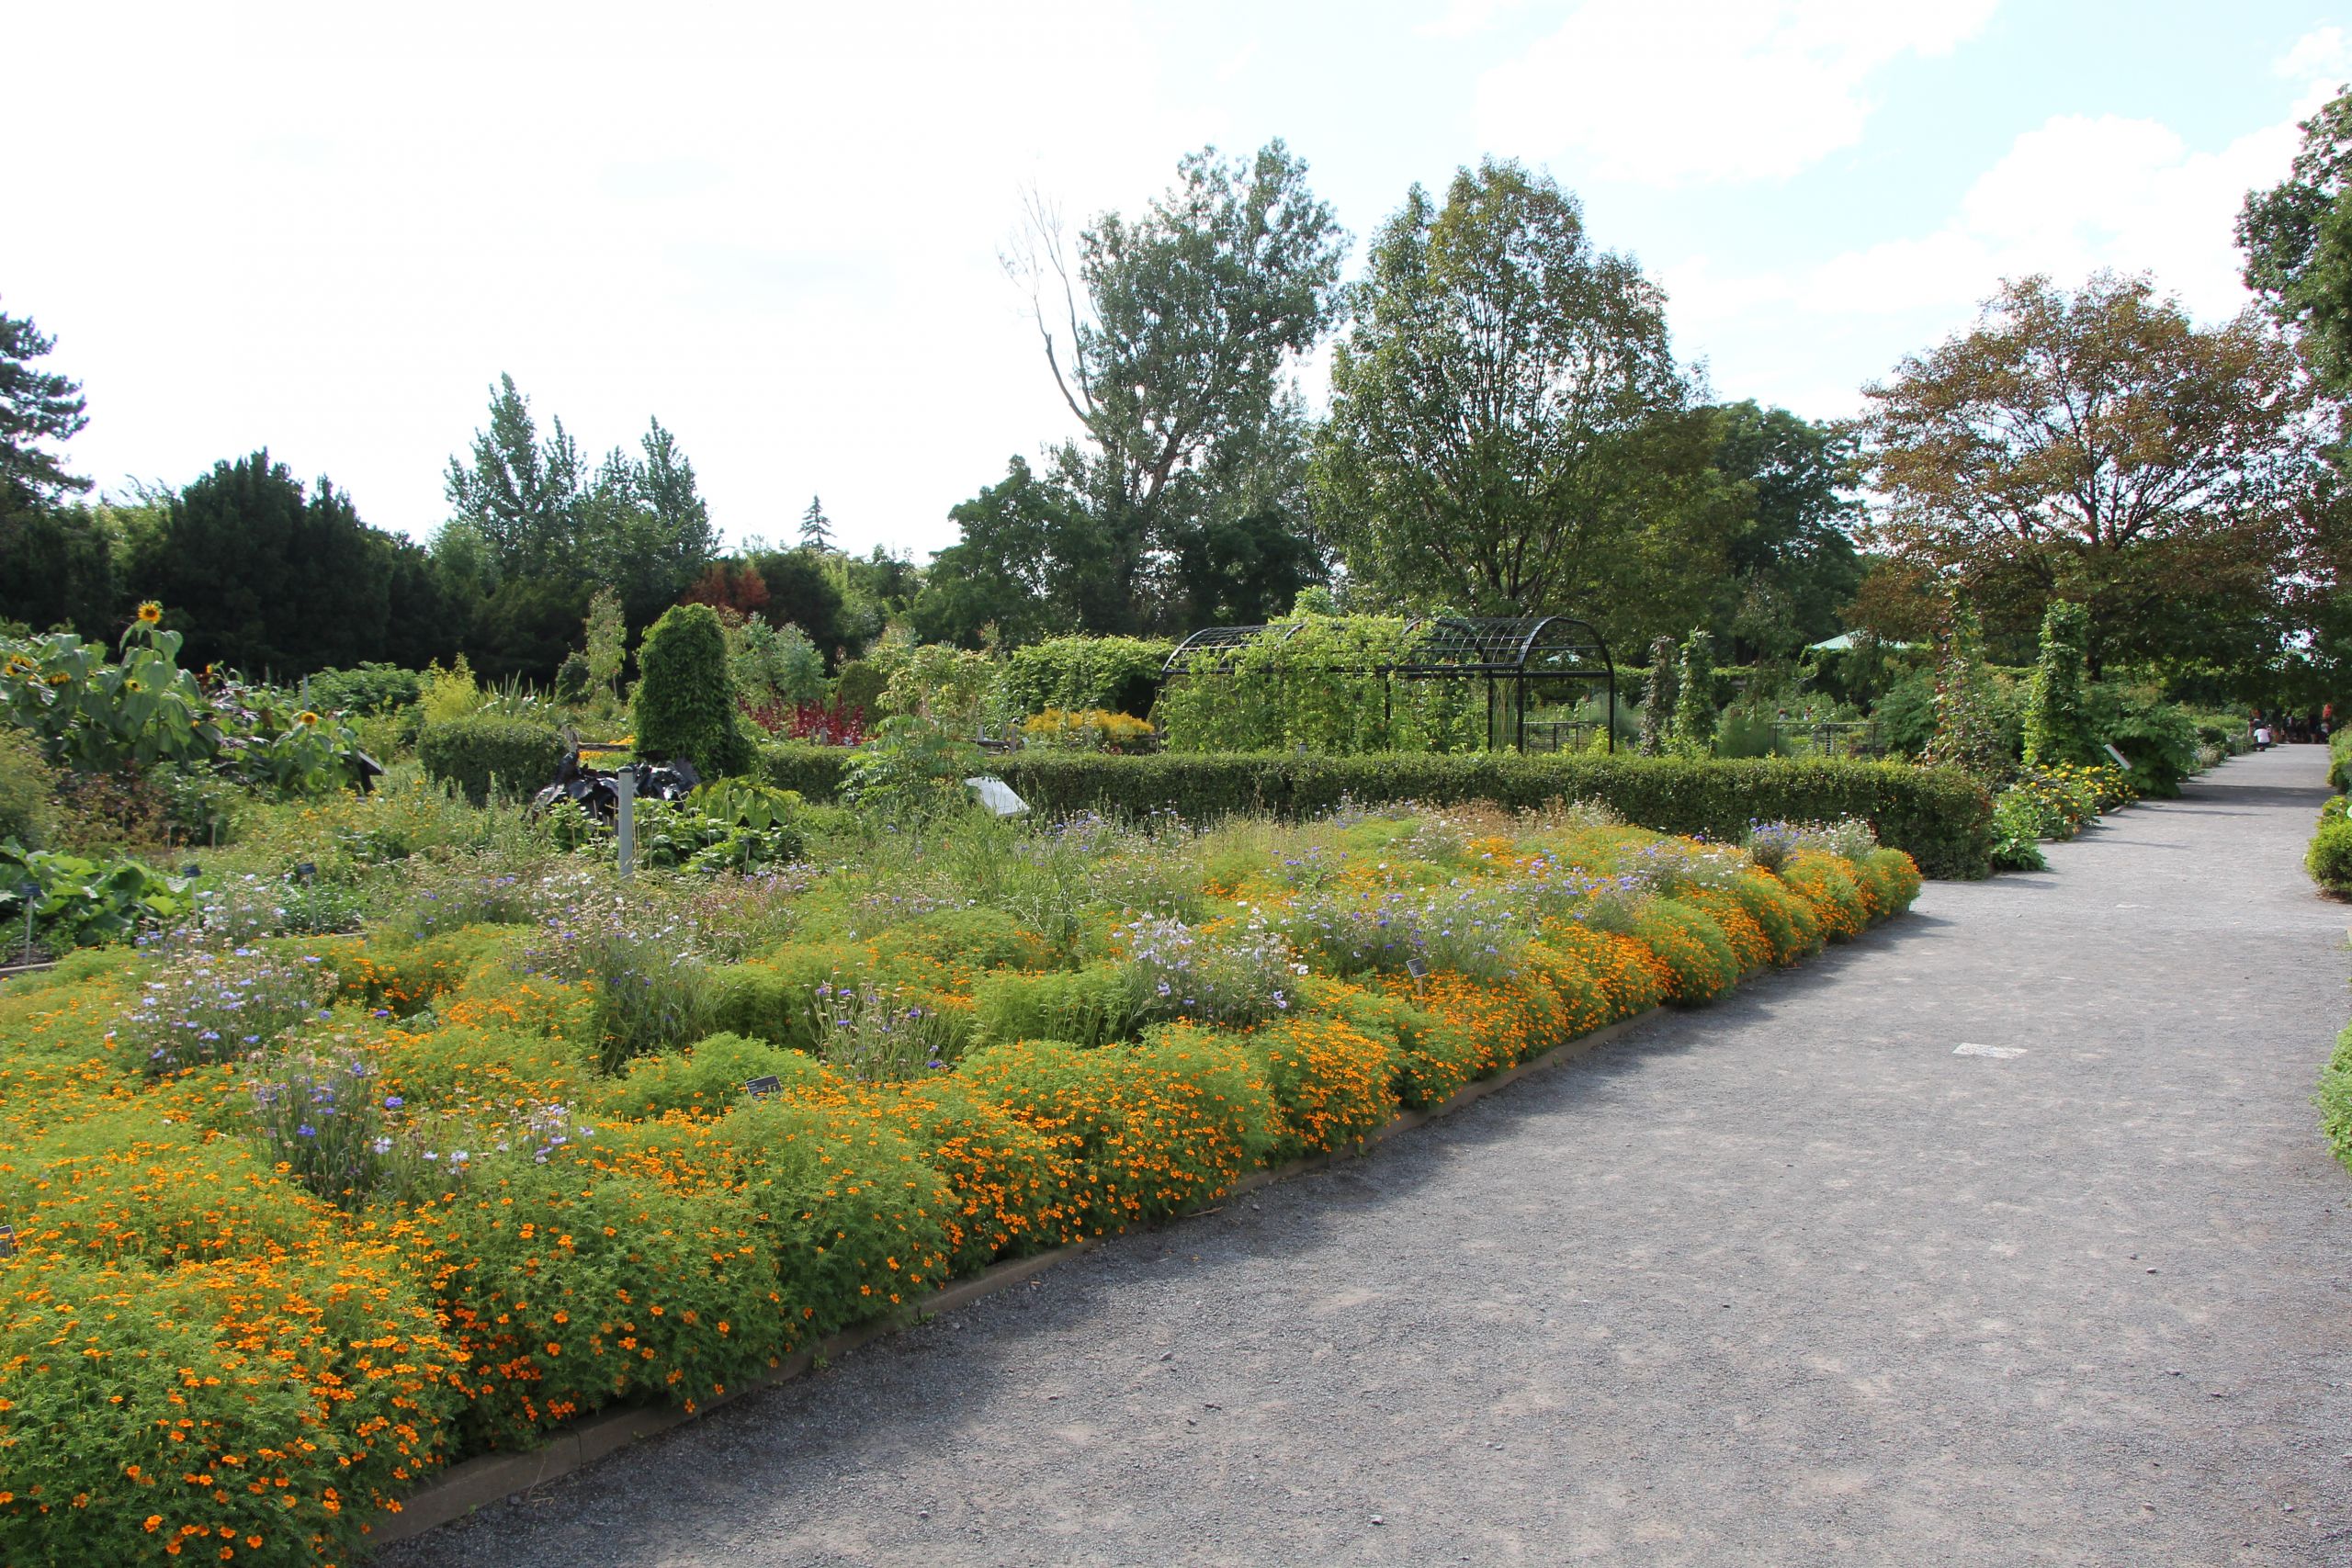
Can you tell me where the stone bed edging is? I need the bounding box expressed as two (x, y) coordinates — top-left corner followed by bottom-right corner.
(370, 1006), (1658, 1547)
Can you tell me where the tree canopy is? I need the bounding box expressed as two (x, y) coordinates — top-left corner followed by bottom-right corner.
(1312, 159), (1691, 624)
(1859, 273), (2321, 676)
(939, 141), (1347, 637)
(0, 301), (88, 507)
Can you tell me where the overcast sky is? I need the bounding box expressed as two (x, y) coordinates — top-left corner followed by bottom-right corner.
(6, 1), (2345, 558)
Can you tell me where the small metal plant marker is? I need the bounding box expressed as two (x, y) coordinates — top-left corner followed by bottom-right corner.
(743, 1075), (783, 1100)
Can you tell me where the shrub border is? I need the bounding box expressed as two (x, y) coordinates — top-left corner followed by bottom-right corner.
(371, 1000), (1673, 1545)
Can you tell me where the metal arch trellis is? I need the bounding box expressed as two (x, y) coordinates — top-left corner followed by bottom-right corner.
(1161, 614), (1617, 753)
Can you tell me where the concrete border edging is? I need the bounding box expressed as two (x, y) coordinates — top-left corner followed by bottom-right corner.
(369, 1008), (1654, 1547)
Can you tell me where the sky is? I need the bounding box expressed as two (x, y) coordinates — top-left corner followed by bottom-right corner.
(6, 1), (2347, 560)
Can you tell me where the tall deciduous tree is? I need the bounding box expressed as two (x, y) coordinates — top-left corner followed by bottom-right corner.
(1702, 402), (1864, 660)
(995, 141), (1346, 630)
(2240, 89), (2352, 393)
(0, 300), (88, 504)
(1859, 273), (2321, 676)
(1313, 159), (1692, 624)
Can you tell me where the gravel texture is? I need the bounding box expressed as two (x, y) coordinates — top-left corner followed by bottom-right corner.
(382, 746), (2352, 1568)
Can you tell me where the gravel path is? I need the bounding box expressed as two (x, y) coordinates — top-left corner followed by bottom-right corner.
(383, 747), (2352, 1568)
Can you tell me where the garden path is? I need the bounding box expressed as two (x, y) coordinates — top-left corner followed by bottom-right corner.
(386, 746), (2352, 1568)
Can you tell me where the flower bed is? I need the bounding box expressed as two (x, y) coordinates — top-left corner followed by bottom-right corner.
(0, 806), (1920, 1565)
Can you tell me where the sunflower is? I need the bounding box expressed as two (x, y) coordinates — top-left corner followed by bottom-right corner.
(135, 601), (164, 626)
(296, 711), (320, 727)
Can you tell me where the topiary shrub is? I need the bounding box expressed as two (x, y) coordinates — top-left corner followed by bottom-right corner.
(634, 603), (752, 775)
(416, 713), (565, 804)
(554, 650), (592, 704)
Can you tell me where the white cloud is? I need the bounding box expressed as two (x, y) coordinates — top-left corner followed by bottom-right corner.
(2276, 24), (2350, 85)
(1475, 0), (1997, 185)
(1668, 97), (2315, 359)
(1418, 0), (1530, 40)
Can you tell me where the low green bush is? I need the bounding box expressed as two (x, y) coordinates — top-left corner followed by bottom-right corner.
(2320, 1015), (2352, 1177)
(2309, 813), (2352, 896)
(594, 1032), (828, 1120)
(418, 713), (566, 804)
(305, 661), (424, 716)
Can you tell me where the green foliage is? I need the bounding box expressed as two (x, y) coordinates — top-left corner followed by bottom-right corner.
(2308, 816), (2352, 895)
(970, 964), (1141, 1048)
(1, 615), (221, 772)
(1313, 158), (1690, 619)
(133, 451), (403, 675)
(416, 713), (565, 805)
(1671, 629), (1716, 755)
(2240, 88), (2352, 395)
(754, 739), (854, 799)
(0, 727), (58, 848)
(2319, 1014), (2352, 1177)
(582, 586), (628, 698)
(840, 716), (981, 822)
(978, 750), (1995, 878)
(1157, 613), (1490, 755)
(878, 642), (999, 735)
(2086, 682), (2201, 798)
(1923, 591), (2012, 781)
(1000, 634), (1170, 716)
(1638, 635), (1676, 756)
(2022, 600), (2093, 767)
(0, 299), (89, 502)
(305, 661), (422, 716)
(0, 840), (193, 947)
(594, 1032), (826, 1120)
(554, 650), (591, 704)
(632, 781), (806, 873)
(633, 603), (751, 775)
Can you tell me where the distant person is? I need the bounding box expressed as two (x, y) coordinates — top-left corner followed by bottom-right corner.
(2256, 720), (2274, 750)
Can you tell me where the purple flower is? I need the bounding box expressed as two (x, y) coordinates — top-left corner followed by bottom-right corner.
(384, 1095), (404, 1109)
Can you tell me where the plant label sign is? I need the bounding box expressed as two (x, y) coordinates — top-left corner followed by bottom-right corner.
(743, 1076), (783, 1100)
(0, 1224), (15, 1258)
(1405, 957), (1430, 990)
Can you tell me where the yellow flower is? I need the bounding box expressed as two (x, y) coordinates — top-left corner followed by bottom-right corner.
(295, 711), (320, 727)
(136, 601), (164, 626)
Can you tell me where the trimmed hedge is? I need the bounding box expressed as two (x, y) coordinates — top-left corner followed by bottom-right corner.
(418, 715), (566, 805)
(1016, 753), (1991, 878)
(756, 739), (853, 799)
(756, 745), (1994, 878)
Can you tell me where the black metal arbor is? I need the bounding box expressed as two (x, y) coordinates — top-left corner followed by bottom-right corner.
(1161, 614), (1617, 753)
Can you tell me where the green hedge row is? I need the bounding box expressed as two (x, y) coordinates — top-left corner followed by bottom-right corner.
(418, 715), (566, 805)
(756, 742), (1995, 878)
